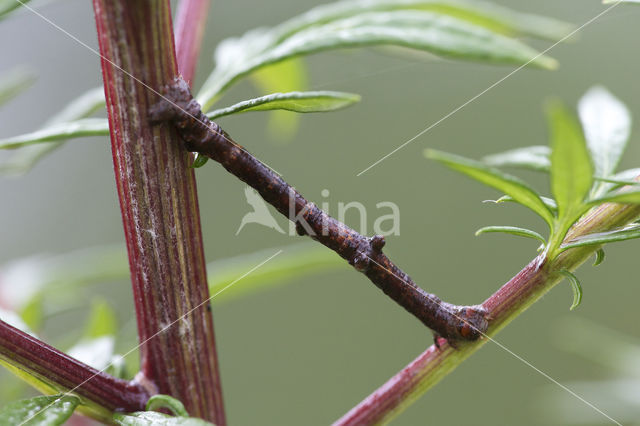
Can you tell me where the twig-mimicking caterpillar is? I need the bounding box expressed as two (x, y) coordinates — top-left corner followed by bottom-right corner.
(149, 77), (489, 344)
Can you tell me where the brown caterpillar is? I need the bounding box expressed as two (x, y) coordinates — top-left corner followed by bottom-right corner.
(149, 77), (489, 344)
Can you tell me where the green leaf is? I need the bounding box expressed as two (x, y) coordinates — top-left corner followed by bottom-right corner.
(577, 86), (631, 197)
(593, 248), (605, 266)
(0, 0), (31, 20)
(559, 270), (582, 310)
(594, 176), (640, 187)
(113, 412), (214, 426)
(207, 91), (361, 119)
(275, 0), (574, 42)
(486, 194), (557, 213)
(595, 168), (640, 195)
(560, 223), (640, 250)
(547, 101), (593, 253)
(0, 118), (109, 150)
(0, 394), (79, 426)
(0, 87), (105, 175)
(198, 9), (557, 110)
(425, 149), (554, 227)
(475, 226), (546, 244)
(588, 188), (640, 205)
(208, 242), (345, 302)
(481, 145), (550, 172)
(0, 67), (36, 107)
(146, 395), (189, 417)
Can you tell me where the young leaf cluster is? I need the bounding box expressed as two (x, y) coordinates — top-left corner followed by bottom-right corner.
(426, 86), (640, 309)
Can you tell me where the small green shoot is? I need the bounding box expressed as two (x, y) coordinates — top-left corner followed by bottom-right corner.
(475, 226), (546, 245)
(427, 86), (640, 309)
(559, 270), (582, 310)
(145, 395), (189, 417)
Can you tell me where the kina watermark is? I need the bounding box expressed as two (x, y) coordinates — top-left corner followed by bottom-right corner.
(236, 186), (400, 237)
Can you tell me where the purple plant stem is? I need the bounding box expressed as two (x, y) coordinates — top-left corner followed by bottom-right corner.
(334, 201), (640, 425)
(0, 320), (149, 412)
(174, 0), (210, 83)
(92, 1), (225, 423)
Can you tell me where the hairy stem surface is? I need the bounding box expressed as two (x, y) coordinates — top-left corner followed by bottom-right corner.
(93, 2), (225, 422)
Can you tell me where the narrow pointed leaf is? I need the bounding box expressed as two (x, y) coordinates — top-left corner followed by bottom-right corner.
(588, 188), (640, 205)
(198, 9), (557, 109)
(207, 91), (361, 120)
(560, 223), (640, 250)
(559, 269), (582, 310)
(475, 226), (546, 244)
(593, 176), (640, 187)
(0, 118), (109, 150)
(0, 0), (31, 20)
(578, 86), (631, 197)
(0, 87), (105, 175)
(595, 168), (640, 194)
(275, 0), (573, 42)
(0, 394), (79, 426)
(547, 101), (593, 252)
(487, 194), (557, 213)
(611, 169), (640, 181)
(481, 145), (550, 172)
(425, 149), (554, 227)
(549, 101), (593, 217)
(593, 248), (605, 266)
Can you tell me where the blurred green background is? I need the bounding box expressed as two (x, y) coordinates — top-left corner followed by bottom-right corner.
(1, 0), (640, 425)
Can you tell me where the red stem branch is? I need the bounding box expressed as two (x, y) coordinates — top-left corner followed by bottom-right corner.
(334, 201), (640, 425)
(0, 320), (149, 413)
(92, 1), (225, 423)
